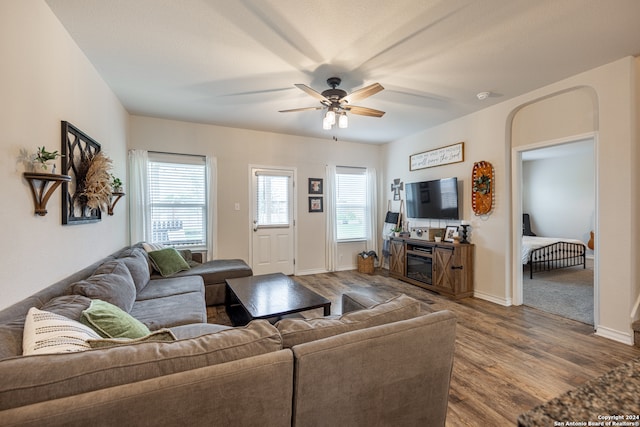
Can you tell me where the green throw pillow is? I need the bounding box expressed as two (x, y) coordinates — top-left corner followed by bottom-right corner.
(80, 299), (151, 339)
(147, 247), (191, 277)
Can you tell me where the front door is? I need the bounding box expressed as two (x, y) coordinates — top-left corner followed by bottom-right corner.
(250, 167), (295, 276)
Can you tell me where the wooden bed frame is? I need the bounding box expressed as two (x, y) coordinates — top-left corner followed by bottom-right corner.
(528, 241), (586, 279)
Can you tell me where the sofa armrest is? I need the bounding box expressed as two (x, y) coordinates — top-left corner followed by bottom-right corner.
(291, 310), (457, 426)
(191, 251), (204, 263)
(341, 292), (382, 313)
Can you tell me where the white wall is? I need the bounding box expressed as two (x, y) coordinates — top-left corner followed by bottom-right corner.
(522, 145), (595, 244)
(0, 1), (129, 309)
(129, 116), (381, 274)
(382, 57), (639, 343)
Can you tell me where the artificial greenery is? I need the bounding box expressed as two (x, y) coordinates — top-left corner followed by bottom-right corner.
(34, 146), (63, 170)
(473, 174), (491, 195)
(111, 174), (123, 192)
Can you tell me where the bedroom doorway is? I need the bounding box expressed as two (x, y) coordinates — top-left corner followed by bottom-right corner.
(515, 136), (596, 326)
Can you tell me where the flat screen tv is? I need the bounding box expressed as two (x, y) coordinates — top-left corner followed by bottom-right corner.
(406, 177), (459, 220)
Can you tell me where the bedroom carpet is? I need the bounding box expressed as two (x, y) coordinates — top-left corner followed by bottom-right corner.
(523, 259), (594, 325)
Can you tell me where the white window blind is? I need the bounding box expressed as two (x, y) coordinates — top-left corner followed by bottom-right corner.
(336, 167), (367, 241)
(255, 170), (291, 227)
(148, 153), (207, 248)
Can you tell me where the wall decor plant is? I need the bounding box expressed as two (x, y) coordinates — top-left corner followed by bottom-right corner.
(60, 121), (104, 224)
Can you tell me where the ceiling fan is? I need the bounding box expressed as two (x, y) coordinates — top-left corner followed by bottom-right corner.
(279, 77), (385, 129)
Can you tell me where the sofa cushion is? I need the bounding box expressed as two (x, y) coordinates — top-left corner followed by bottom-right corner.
(40, 295), (92, 321)
(80, 300), (151, 339)
(170, 323), (233, 339)
(135, 275), (204, 301)
(71, 260), (136, 312)
(275, 294), (421, 348)
(129, 291), (206, 330)
(159, 259), (253, 284)
(0, 322), (25, 360)
(22, 308), (101, 355)
(87, 329), (176, 349)
(0, 320), (282, 411)
(117, 248), (151, 292)
(147, 248), (191, 277)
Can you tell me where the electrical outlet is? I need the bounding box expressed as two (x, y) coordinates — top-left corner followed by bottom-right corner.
(234, 202), (240, 211)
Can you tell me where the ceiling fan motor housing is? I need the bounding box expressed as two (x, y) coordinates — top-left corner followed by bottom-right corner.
(322, 78), (347, 102)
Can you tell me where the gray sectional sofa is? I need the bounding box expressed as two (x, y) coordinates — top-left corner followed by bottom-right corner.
(0, 244), (457, 426)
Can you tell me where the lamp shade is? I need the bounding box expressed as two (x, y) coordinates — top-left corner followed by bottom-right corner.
(322, 117), (331, 130)
(325, 110), (336, 125)
(338, 113), (348, 128)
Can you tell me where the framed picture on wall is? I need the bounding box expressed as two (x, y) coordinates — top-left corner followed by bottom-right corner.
(309, 178), (323, 194)
(309, 197), (323, 213)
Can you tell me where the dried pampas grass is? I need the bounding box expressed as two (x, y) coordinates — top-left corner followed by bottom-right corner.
(82, 152), (113, 211)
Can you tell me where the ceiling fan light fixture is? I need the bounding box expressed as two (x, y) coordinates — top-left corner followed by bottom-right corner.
(338, 113), (348, 128)
(325, 110), (336, 125)
(322, 116), (331, 130)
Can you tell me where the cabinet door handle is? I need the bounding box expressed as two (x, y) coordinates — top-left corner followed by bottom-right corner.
(451, 265), (463, 270)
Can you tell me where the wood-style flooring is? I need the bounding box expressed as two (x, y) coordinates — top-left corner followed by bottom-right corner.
(210, 269), (640, 426)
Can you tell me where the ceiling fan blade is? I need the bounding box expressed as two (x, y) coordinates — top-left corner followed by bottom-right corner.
(295, 84), (330, 104)
(345, 105), (385, 117)
(341, 83), (384, 104)
(279, 106), (324, 113)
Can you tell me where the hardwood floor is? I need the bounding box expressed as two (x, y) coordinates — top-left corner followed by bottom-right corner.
(292, 269), (640, 427)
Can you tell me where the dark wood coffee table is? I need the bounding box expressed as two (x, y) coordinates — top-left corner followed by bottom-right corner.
(225, 273), (331, 326)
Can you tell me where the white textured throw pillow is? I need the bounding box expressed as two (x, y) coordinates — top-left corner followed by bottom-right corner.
(22, 307), (101, 355)
(142, 242), (166, 252)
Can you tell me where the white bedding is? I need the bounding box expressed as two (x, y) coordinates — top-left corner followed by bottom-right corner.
(522, 236), (585, 264)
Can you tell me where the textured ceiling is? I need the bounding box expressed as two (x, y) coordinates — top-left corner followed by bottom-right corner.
(45, 0), (640, 144)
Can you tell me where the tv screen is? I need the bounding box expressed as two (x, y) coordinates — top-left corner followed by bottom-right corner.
(406, 177), (459, 220)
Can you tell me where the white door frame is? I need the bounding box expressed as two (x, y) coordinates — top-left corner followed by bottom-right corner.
(511, 132), (599, 327)
(249, 164), (297, 276)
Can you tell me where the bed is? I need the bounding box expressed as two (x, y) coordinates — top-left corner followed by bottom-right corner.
(522, 235), (586, 279)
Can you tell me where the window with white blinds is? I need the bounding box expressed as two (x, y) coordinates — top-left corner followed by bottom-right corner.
(255, 170), (291, 227)
(336, 167), (367, 241)
(148, 153), (207, 248)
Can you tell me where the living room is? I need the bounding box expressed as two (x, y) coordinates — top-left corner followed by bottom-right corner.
(1, 1), (640, 423)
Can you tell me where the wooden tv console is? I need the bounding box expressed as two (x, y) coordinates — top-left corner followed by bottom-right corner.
(389, 237), (474, 299)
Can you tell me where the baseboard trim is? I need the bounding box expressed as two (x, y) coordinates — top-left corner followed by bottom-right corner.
(474, 290), (512, 307)
(296, 268), (329, 276)
(595, 325), (633, 345)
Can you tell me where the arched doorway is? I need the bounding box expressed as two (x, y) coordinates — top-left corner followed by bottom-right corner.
(508, 86), (599, 327)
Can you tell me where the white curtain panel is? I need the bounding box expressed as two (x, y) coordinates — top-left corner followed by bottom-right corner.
(325, 164), (338, 272)
(366, 167), (378, 265)
(206, 156), (218, 261)
(128, 149), (150, 245)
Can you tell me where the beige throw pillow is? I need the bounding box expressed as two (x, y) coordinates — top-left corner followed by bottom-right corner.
(22, 307), (101, 355)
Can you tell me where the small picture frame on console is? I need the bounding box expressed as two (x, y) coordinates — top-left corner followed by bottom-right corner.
(444, 225), (458, 243)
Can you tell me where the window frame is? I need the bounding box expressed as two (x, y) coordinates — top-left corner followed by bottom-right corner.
(335, 166), (368, 242)
(147, 152), (208, 250)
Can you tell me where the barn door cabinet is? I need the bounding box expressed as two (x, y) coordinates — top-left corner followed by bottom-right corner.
(389, 237), (474, 299)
